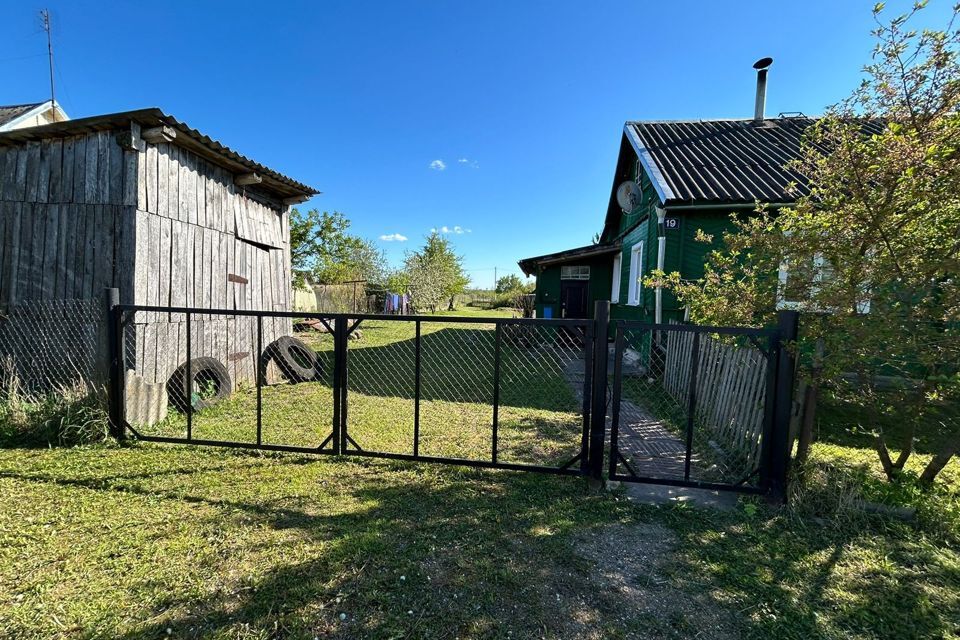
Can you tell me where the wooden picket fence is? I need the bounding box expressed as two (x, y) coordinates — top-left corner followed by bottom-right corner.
(662, 328), (770, 468)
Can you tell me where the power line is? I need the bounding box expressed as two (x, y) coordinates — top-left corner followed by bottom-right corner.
(0, 53), (45, 63)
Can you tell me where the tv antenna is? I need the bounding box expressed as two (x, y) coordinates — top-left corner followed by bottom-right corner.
(40, 9), (57, 122)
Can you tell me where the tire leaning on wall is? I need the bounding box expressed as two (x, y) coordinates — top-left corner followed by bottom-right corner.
(168, 357), (232, 412)
(265, 336), (322, 383)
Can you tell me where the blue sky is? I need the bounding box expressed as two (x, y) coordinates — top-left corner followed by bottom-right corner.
(2, 1), (953, 287)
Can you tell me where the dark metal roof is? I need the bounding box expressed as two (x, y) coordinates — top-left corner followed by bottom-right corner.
(0, 107), (319, 200)
(518, 243), (620, 276)
(625, 117), (883, 207)
(0, 103), (44, 127)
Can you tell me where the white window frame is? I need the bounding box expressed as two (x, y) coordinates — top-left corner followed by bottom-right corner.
(627, 242), (644, 306)
(611, 254), (622, 303)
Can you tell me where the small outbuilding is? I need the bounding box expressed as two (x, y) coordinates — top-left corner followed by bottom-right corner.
(0, 107), (318, 398)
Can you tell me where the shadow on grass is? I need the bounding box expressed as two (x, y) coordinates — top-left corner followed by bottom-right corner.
(660, 503), (958, 640)
(339, 326), (583, 412)
(1, 455), (642, 638)
(2, 445), (957, 639)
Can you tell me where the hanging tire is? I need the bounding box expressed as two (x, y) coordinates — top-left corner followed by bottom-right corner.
(267, 336), (321, 383)
(168, 357), (232, 412)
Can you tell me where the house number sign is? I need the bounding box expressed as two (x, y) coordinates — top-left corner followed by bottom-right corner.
(663, 217), (681, 230)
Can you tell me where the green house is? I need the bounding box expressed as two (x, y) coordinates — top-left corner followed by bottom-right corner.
(519, 115), (819, 324)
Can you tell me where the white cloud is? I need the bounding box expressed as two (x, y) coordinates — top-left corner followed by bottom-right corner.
(379, 233), (408, 242)
(457, 157), (479, 168)
(429, 159), (446, 171)
(432, 225), (470, 235)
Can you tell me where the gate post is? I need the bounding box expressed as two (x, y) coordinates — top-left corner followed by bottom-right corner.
(103, 288), (124, 441)
(332, 317), (347, 455)
(587, 301), (610, 484)
(769, 309), (800, 501)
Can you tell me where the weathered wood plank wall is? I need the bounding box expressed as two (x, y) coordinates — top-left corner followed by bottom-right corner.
(0, 126), (296, 392)
(663, 329), (769, 469)
(129, 139), (293, 387)
(0, 132), (137, 308)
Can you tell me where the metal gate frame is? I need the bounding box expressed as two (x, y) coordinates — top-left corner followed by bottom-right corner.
(106, 298), (797, 498)
(600, 307), (798, 497)
(107, 303), (596, 477)
(336, 314), (594, 476)
(108, 305), (343, 456)
(608, 322), (774, 494)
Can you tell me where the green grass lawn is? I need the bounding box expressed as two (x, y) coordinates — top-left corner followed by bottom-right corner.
(0, 307), (958, 639)
(0, 443), (957, 639)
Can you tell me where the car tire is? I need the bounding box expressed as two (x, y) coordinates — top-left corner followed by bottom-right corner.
(168, 357), (232, 412)
(267, 336), (321, 383)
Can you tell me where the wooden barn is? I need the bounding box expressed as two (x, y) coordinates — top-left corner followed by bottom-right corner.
(0, 108), (318, 398)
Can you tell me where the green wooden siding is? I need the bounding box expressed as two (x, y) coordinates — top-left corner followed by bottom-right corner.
(533, 255), (613, 319)
(609, 164), (659, 323)
(529, 148), (742, 324)
(604, 161), (742, 324)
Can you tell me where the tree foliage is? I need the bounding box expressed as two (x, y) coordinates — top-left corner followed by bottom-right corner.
(495, 274), (525, 294)
(647, 3), (960, 484)
(289, 209), (387, 286)
(404, 232), (470, 312)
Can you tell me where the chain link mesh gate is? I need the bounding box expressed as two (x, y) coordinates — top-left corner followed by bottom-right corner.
(608, 321), (786, 494)
(109, 305), (596, 476)
(339, 315), (594, 475)
(107, 301), (795, 495)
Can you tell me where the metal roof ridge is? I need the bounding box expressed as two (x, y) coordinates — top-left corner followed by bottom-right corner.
(626, 116), (822, 125)
(0, 107), (319, 198)
(0, 101), (45, 109)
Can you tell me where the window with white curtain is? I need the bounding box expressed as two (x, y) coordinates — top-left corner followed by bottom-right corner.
(560, 265), (590, 280)
(777, 253), (871, 314)
(610, 254), (622, 303)
(627, 242), (644, 306)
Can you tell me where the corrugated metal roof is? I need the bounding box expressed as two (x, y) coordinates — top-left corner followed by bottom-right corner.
(518, 243), (620, 276)
(0, 107), (318, 200)
(0, 103), (44, 127)
(625, 117), (882, 207)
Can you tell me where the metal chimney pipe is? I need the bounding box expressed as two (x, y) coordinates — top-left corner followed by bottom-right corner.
(753, 57), (773, 121)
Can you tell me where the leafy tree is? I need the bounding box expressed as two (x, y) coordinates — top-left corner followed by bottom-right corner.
(495, 274), (524, 294)
(289, 209), (387, 286)
(404, 232), (469, 312)
(384, 270), (410, 295)
(647, 3), (960, 485)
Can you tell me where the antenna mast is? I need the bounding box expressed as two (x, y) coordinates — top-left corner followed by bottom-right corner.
(40, 9), (57, 122)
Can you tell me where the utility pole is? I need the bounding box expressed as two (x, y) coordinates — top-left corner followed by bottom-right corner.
(40, 9), (57, 122)
(493, 267), (497, 292)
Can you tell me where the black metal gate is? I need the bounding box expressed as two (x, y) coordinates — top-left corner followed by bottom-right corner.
(337, 314), (595, 476)
(108, 305), (595, 477)
(607, 313), (797, 495)
(106, 301), (796, 497)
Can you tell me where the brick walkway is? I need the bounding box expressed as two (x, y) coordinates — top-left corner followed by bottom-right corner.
(614, 399), (692, 479)
(562, 349), (693, 481)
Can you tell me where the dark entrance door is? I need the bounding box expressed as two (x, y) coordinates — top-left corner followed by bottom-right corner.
(560, 280), (589, 318)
